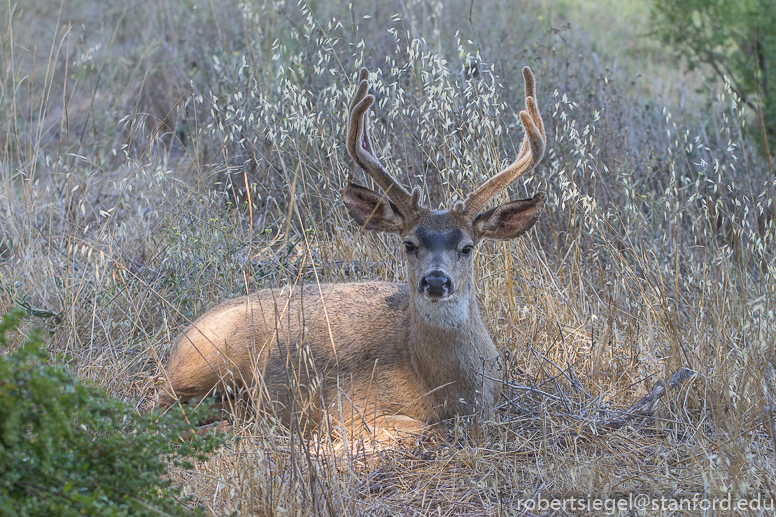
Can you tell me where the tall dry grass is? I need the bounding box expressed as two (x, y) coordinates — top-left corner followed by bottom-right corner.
(1, 0), (775, 515)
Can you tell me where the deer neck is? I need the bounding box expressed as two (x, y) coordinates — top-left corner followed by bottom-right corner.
(407, 287), (496, 409)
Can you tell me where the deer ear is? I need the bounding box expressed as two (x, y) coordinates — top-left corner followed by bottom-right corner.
(472, 193), (546, 241)
(341, 183), (405, 234)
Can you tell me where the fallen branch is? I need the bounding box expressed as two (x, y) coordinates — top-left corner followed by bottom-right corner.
(541, 368), (695, 450)
(597, 367), (695, 431)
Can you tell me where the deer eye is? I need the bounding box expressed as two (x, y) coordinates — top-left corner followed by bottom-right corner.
(461, 245), (474, 256)
(404, 242), (418, 254)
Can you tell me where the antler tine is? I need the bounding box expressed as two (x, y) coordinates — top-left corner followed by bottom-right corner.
(346, 67), (419, 215)
(515, 66), (545, 162)
(462, 66), (546, 217)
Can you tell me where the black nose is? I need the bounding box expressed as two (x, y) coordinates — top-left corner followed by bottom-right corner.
(418, 271), (454, 297)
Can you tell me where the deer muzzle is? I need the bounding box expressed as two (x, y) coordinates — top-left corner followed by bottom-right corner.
(418, 270), (454, 299)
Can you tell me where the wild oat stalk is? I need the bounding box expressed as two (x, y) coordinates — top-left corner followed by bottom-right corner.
(1, 0), (774, 515)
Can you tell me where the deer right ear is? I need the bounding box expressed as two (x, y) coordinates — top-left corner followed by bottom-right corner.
(341, 182), (405, 234)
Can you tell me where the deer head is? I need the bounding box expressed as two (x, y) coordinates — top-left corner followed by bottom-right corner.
(342, 66), (546, 327)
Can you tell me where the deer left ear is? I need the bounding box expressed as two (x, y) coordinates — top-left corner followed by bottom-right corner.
(472, 192), (546, 241)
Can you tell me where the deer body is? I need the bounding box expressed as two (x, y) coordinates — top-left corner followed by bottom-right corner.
(156, 66), (547, 431)
(158, 279), (497, 424)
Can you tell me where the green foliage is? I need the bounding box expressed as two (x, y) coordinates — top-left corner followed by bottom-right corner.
(652, 0), (776, 155)
(0, 308), (225, 516)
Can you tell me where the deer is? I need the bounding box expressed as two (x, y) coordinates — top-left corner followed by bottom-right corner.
(154, 66), (546, 437)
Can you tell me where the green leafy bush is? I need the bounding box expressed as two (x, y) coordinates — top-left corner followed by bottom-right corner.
(0, 309), (224, 516)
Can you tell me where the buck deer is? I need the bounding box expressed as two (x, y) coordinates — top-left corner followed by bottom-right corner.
(155, 66), (546, 435)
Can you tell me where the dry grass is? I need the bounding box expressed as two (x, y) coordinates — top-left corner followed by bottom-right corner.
(1, 0), (775, 515)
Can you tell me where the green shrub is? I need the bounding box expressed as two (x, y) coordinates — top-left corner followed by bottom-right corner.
(0, 309), (225, 516)
(652, 0), (776, 156)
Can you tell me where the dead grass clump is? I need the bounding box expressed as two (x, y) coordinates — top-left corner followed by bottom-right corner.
(1, 0), (775, 515)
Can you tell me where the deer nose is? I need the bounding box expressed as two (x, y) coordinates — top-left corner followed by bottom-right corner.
(418, 271), (454, 298)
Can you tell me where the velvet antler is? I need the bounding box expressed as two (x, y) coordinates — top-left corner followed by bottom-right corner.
(345, 67), (422, 217)
(460, 66), (546, 217)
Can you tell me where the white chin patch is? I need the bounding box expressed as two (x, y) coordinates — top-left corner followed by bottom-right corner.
(414, 294), (468, 328)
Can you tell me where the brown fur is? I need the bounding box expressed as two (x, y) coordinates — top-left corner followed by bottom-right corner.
(157, 280), (496, 426)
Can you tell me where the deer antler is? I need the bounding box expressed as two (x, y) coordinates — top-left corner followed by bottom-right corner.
(460, 66), (546, 217)
(346, 67), (422, 216)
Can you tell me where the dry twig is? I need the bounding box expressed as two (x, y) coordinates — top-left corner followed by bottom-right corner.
(544, 368), (695, 449)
